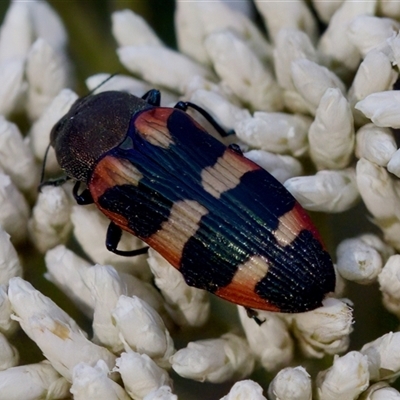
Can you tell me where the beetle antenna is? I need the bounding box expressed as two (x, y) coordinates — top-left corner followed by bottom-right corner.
(39, 143), (71, 190)
(87, 72), (120, 96)
(40, 142), (52, 185)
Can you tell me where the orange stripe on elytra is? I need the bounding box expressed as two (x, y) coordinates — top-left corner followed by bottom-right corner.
(272, 203), (326, 249)
(88, 155), (143, 234)
(215, 255), (280, 312)
(201, 148), (261, 198)
(272, 203), (308, 247)
(146, 199), (208, 269)
(135, 108), (175, 148)
(89, 155), (142, 202)
(293, 202), (325, 248)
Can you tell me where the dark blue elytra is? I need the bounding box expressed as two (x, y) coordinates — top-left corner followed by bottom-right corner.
(97, 106), (335, 312)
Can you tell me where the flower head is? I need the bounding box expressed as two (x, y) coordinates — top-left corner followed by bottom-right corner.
(1, 1), (400, 398)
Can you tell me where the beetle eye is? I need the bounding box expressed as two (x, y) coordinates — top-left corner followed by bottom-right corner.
(50, 118), (66, 144)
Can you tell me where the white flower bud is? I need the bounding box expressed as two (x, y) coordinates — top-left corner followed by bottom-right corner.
(348, 51), (397, 126)
(360, 382), (400, 400)
(282, 91), (312, 115)
(284, 169), (359, 213)
(0, 1), (66, 63)
(317, 1), (375, 72)
(356, 91), (400, 129)
(374, 388), (400, 399)
(175, 2), (211, 66)
(311, 1), (343, 24)
(175, 1), (271, 66)
(71, 361), (130, 400)
(238, 307), (293, 371)
(0, 285), (18, 336)
(171, 333), (254, 383)
(8, 277), (116, 382)
(81, 265), (130, 353)
(273, 29), (318, 92)
(44, 245), (94, 317)
(361, 332), (400, 381)
(235, 112), (310, 157)
(388, 149), (400, 178)
(29, 88), (78, 173)
(244, 150), (303, 184)
(205, 30), (282, 112)
(0, 2), (32, 62)
(116, 352), (172, 400)
(0, 117), (38, 193)
(25, 38), (69, 120)
(0, 332), (18, 370)
(268, 366), (311, 400)
(309, 88), (354, 170)
(189, 89), (251, 133)
(29, 186), (72, 253)
(0, 227), (22, 285)
(117, 45), (213, 95)
(356, 158), (400, 249)
(316, 351), (369, 400)
(356, 157), (399, 220)
(147, 249), (210, 327)
(379, 255), (400, 317)
(355, 124), (396, 167)
(334, 266), (347, 298)
(143, 386), (177, 400)
(360, 233), (395, 263)
(0, 173), (29, 244)
(86, 262), (172, 352)
(112, 295), (174, 368)
(45, 246), (169, 326)
(71, 205), (150, 279)
(27, 1), (67, 53)
(0, 59), (25, 117)
(336, 237), (383, 284)
(291, 298), (353, 358)
(0, 361), (70, 400)
(381, 222), (400, 253)
(387, 29), (400, 58)
(112, 9), (163, 48)
(291, 59), (346, 115)
(185, 75), (229, 99)
(254, 0), (318, 44)
(120, 276), (172, 331)
(348, 16), (400, 57)
(220, 380), (267, 400)
(387, 32), (400, 66)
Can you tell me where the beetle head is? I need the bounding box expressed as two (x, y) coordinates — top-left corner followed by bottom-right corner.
(50, 91), (149, 182)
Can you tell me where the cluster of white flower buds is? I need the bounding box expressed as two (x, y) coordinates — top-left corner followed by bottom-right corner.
(2, 0), (400, 399)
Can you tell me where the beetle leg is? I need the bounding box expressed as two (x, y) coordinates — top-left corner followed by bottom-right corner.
(106, 222), (149, 257)
(142, 89), (161, 106)
(174, 101), (235, 138)
(245, 307), (266, 326)
(228, 143), (243, 155)
(72, 181), (94, 205)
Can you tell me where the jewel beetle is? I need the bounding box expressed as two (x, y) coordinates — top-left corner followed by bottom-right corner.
(45, 88), (335, 314)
